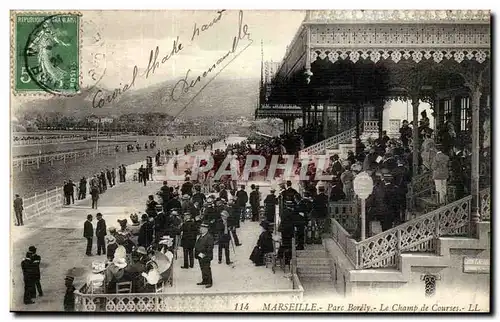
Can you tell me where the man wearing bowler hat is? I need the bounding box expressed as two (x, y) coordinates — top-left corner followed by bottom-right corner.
(195, 222), (214, 288)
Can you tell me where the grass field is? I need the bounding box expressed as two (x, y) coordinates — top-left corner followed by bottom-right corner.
(12, 136), (211, 198)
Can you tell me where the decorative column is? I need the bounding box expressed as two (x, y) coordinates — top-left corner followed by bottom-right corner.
(322, 104), (329, 139)
(410, 96), (420, 176)
(374, 100), (385, 139)
(355, 102), (362, 155)
(460, 63), (487, 237)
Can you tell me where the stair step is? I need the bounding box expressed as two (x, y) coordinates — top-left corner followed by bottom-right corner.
(298, 273), (332, 281)
(297, 267), (331, 274)
(304, 244), (325, 250)
(297, 258), (330, 265)
(297, 251), (327, 258)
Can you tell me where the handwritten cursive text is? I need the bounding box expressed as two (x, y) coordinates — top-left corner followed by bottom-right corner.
(169, 10), (251, 102)
(143, 36), (184, 79)
(191, 10), (226, 41)
(92, 65), (138, 108)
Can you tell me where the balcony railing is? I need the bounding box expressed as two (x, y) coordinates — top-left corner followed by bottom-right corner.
(74, 280), (303, 312)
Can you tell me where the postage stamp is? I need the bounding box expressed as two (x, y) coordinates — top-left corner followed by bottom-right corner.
(12, 12), (80, 95)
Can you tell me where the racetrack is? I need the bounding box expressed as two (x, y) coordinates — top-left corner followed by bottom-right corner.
(12, 136), (212, 198)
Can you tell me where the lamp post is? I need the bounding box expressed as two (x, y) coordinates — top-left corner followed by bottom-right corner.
(353, 171), (374, 240)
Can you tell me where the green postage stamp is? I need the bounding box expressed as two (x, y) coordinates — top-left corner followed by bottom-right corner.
(12, 12), (80, 95)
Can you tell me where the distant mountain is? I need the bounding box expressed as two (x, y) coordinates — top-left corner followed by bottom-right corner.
(16, 78), (260, 120)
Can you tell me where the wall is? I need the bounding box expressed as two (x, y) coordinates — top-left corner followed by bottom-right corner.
(383, 100), (434, 131)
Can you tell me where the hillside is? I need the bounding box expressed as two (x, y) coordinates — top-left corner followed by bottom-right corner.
(15, 77), (259, 120)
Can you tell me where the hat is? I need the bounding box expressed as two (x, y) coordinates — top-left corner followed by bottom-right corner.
(260, 220), (271, 230)
(108, 227), (117, 233)
(200, 222), (210, 228)
(117, 219), (127, 226)
(159, 236), (174, 246)
(65, 275), (75, 283)
(92, 261), (106, 273)
(130, 213), (139, 222)
(106, 236), (116, 244)
(28, 246), (36, 253)
(112, 257), (128, 269)
(136, 246), (147, 255)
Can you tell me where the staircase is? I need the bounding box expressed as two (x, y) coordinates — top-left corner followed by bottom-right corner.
(296, 244), (332, 282)
(299, 120), (380, 157)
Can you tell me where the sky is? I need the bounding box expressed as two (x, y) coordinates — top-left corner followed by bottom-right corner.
(79, 10), (306, 90)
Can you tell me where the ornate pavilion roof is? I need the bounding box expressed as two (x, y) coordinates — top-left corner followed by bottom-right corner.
(273, 10), (491, 82)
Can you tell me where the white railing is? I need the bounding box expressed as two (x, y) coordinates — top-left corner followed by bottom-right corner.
(353, 195), (471, 269)
(329, 201), (359, 235)
(13, 137), (85, 146)
(74, 282), (303, 312)
(12, 143), (131, 171)
(300, 127), (356, 155)
(480, 188), (490, 221)
(21, 187), (64, 221)
(363, 120), (379, 133)
(388, 119), (401, 136)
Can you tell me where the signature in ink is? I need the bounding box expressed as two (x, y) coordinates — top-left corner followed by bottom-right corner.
(169, 10), (252, 102)
(191, 10), (226, 41)
(142, 37), (184, 79)
(92, 65), (138, 108)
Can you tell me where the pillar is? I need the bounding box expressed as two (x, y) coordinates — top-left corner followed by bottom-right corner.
(411, 96), (420, 177)
(374, 100), (385, 138)
(322, 104), (329, 139)
(460, 62), (488, 237)
(355, 102), (362, 155)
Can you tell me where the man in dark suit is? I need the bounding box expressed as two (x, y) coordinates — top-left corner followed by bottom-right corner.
(91, 185), (99, 209)
(13, 194), (24, 226)
(180, 213), (198, 269)
(218, 183), (228, 202)
(195, 222), (214, 288)
(330, 154), (344, 178)
(249, 185), (260, 222)
(95, 213), (107, 256)
(28, 246), (43, 297)
(21, 252), (36, 304)
(282, 181), (300, 204)
(83, 214), (94, 256)
(235, 185), (248, 222)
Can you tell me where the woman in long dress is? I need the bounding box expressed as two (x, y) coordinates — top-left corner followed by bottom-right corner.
(250, 221), (274, 266)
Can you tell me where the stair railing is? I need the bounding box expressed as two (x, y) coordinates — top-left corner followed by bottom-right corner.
(406, 171), (434, 213)
(480, 187), (491, 221)
(330, 195), (472, 269)
(300, 127), (356, 155)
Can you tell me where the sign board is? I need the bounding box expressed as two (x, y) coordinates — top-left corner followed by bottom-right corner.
(353, 171), (374, 199)
(463, 258), (490, 274)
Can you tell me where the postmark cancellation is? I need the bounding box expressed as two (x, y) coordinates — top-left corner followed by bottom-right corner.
(11, 11), (81, 96)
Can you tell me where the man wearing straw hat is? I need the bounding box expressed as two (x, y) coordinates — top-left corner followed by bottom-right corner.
(195, 222), (214, 288)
